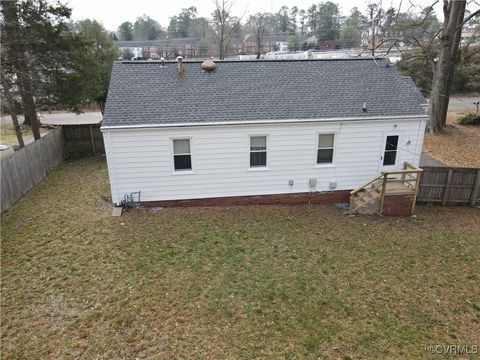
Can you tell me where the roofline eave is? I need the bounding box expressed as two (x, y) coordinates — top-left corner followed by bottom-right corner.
(100, 114), (429, 131)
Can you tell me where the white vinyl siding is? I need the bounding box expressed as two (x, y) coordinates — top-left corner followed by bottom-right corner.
(103, 118), (427, 203)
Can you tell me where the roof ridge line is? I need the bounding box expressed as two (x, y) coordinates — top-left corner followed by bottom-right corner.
(118, 57), (389, 65)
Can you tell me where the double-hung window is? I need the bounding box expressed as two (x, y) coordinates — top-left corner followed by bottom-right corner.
(250, 136), (267, 168)
(317, 134), (335, 164)
(173, 139), (192, 171)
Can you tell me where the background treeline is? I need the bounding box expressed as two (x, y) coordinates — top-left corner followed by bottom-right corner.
(115, 3), (441, 49)
(1, 0), (478, 142)
(1, 0), (119, 141)
(115, 2), (479, 94)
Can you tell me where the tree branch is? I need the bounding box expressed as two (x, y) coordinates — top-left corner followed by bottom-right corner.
(459, 8), (480, 29)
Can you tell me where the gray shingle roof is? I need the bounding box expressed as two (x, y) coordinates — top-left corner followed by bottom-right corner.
(102, 58), (427, 128)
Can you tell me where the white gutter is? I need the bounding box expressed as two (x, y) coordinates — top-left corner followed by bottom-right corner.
(101, 114), (429, 131)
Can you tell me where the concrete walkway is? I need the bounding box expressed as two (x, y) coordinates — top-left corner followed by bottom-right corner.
(1, 111), (102, 126)
(420, 153), (446, 167)
(447, 96), (480, 113)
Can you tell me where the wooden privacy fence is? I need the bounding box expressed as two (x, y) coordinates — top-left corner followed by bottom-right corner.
(1, 127), (65, 213)
(63, 124), (104, 157)
(417, 166), (480, 206)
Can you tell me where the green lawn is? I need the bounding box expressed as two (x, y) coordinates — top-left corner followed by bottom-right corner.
(0, 126), (21, 146)
(1, 157), (479, 359)
(0, 124), (49, 147)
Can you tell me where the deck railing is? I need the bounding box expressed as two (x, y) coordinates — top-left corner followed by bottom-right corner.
(349, 162), (423, 215)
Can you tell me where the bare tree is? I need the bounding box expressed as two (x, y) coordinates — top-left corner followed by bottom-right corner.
(1, 0), (41, 140)
(247, 13), (270, 59)
(364, 0), (479, 132)
(366, 4), (399, 57)
(0, 67), (25, 148)
(211, 0), (240, 59)
(428, 1), (480, 132)
(367, 4), (381, 56)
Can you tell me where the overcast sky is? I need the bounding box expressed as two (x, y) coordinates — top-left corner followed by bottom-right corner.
(66, 0), (445, 32)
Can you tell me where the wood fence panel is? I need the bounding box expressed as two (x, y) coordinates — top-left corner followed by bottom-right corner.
(449, 170), (476, 203)
(10, 157), (22, 204)
(15, 154), (31, 201)
(22, 142), (36, 186)
(32, 141), (43, 182)
(63, 125), (104, 156)
(418, 166), (480, 206)
(471, 170), (480, 206)
(1, 128), (65, 213)
(1, 159), (14, 208)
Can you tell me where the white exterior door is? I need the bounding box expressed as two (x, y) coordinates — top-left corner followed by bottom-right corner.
(379, 133), (400, 172)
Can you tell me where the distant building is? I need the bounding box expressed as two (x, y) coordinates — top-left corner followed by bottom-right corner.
(301, 36), (338, 51)
(116, 37), (246, 59)
(461, 27), (479, 44)
(242, 34), (290, 55)
(116, 38), (202, 60)
(116, 42), (143, 59)
(116, 35), (290, 59)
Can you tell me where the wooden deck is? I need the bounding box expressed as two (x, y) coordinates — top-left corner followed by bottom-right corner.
(384, 181), (415, 195)
(349, 162), (423, 215)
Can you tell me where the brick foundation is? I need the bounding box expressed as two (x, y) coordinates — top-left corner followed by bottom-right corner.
(382, 194), (414, 216)
(142, 190), (351, 208)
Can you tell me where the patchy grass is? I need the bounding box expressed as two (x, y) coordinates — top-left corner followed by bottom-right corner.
(0, 123), (50, 147)
(459, 113), (480, 125)
(1, 158), (479, 359)
(0, 126), (20, 145)
(423, 112), (480, 168)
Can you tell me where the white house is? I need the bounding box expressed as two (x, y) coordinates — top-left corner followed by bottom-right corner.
(116, 41), (143, 59)
(269, 35), (289, 52)
(101, 58), (428, 209)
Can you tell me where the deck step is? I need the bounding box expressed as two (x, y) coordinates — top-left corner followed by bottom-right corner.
(351, 184), (382, 214)
(352, 191), (381, 212)
(352, 198), (380, 213)
(349, 165), (422, 215)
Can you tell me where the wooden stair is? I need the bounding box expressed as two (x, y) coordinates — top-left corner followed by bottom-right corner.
(351, 186), (382, 214)
(349, 162), (423, 215)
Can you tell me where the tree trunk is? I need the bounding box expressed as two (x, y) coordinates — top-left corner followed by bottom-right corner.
(427, 0), (466, 132)
(23, 111), (31, 126)
(256, 37), (261, 59)
(1, 0), (41, 140)
(0, 68), (25, 148)
(371, 19), (376, 57)
(219, 34), (225, 60)
(98, 101), (105, 115)
(214, 0), (236, 60)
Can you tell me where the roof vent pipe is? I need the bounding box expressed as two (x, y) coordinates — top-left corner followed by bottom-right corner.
(160, 57), (165, 67)
(176, 56), (184, 77)
(362, 102), (367, 112)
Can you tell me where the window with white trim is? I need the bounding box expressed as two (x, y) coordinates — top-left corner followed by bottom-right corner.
(250, 136), (267, 167)
(317, 134), (334, 164)
(173, 139), (192, 171)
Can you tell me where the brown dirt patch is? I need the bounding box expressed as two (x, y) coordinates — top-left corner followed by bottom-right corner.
(423, 113), (480, 168)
